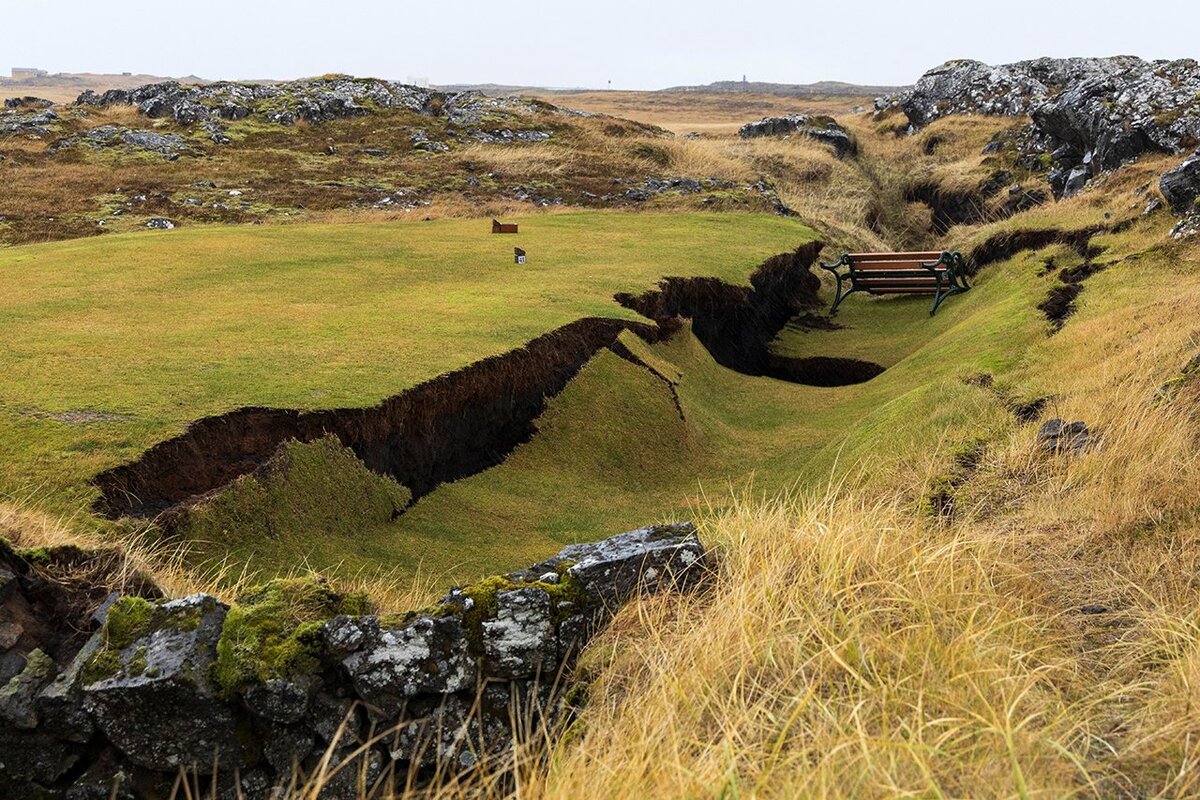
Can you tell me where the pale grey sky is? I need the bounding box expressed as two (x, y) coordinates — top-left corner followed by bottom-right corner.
(4, 0), (1197, 89)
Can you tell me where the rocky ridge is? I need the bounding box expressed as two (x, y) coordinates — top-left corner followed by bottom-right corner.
(878, 57), (1200, 200)
(75, 76), (560, 144)
(0, 524), (709, 798)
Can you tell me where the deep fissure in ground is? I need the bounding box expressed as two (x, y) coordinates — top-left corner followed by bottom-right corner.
(94, 242), (852, 524)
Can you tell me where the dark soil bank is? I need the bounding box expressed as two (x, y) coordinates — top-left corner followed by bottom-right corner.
(767, 355), (886, 387)
(615, 241), (824, 376)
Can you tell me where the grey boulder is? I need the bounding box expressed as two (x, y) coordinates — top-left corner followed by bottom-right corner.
(82, 593), (242, 773)
(338, 614), (477, 715)
(1160, 151), (1200, 214)
(1038, 418), (1091, 455)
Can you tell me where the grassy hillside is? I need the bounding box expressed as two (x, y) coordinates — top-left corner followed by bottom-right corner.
(543, 213), (1200, 799)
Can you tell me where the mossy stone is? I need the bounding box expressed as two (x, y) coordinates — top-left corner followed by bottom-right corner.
(212, 577), (373, 695)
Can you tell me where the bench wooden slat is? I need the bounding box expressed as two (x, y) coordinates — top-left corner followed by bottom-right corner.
(856, 279), (943, 287)
(865, 287), (947, 294)
(852, 264), (937, 272)
(846, 251), (944, 261)
(848, 251), (945, 257)
(852, 267), (939, 275)
(853, 268), (941, 275)
(851, 259), (939, 268)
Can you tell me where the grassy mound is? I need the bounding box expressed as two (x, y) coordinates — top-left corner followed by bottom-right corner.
(167, 436), (412, 573)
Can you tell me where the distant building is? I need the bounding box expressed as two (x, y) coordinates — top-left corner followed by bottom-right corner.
(11, 67), (49, 80)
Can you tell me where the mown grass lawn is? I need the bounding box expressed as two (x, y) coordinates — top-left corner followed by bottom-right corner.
(0, 211), (815, 515)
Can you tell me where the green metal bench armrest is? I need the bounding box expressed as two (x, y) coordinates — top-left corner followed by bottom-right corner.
(920, 251), (970, 290)
(820, 254), (851, 274)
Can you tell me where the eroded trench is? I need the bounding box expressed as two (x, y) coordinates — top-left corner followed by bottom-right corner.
(95, 240), (887, 523)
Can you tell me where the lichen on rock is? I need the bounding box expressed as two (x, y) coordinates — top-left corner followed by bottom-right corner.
(879, 57), (1200, 200)
(1, 523), (710, 794)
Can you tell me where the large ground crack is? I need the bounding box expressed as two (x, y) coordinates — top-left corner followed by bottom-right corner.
(614, 241), (825, 377)
(968, 226), (1100, 273)
(93, 317), (660, 519)
(93, 244), (825, 522)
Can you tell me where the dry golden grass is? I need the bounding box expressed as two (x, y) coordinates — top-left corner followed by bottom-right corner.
(530, 91), (872, 134)
(558, 500), (1093, 798)
(1, 498), (437, 613)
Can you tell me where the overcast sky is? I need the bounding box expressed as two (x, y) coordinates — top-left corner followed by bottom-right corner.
(4, 0), (1197, 89)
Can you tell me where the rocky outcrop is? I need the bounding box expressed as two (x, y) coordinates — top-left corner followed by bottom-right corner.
(3, 97), (53, 110)
(1171, 212), (1200, 240)
(0, 540), (161, 794)
(75, 77), (555, 143)
(738, 115), (857, 157)
(593, 176), (794, 215)
(51, 125), (197, 159)
(881, 57), (1200, 199)
(1038, 419), (1091, 455)
(0, 107), (58, 134)
(0, 523), (709, 798)
(1160, 150), (1200, 213)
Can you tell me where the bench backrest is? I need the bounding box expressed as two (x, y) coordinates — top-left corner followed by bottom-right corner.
(846, 252), (945, 273)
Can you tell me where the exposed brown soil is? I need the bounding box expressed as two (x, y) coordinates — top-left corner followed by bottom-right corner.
(93, 245), (824, 522)
(1038, 283), (1085, 327)
(1039, 254), (1107, 329)
(904, 182), (988, 236)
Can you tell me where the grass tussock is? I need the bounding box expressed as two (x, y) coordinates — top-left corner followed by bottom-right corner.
(546, 493), (1093, 799)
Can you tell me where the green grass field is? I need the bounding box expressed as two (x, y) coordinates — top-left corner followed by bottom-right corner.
(0, 211), (812, 519)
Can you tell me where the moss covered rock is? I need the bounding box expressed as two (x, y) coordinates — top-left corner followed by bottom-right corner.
(212, 576), (371, 720)
(81, 592), (241, 773)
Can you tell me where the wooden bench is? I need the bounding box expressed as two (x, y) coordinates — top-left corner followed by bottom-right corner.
(492, 219), (519, 234)
(820, 250), (970, 316)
